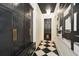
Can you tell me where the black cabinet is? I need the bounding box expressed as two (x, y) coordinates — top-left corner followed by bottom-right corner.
(0, 3), (33, 56)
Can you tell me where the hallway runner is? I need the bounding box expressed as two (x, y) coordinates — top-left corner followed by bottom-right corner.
(33, 40), (59, 56)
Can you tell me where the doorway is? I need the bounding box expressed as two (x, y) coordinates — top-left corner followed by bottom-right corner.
(44, 18), (51, 40)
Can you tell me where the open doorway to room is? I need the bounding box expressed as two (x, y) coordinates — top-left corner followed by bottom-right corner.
(44, 18), (51, 40)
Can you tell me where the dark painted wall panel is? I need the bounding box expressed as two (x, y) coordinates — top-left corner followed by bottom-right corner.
(0, 7), (13, 55)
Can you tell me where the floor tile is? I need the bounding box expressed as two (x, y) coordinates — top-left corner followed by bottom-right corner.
(33, 53), (37, 56)
(42, 48), (51, 53)
(41, 42), (46, 45)
(48, 41), (51, 42)
(35, 50), (45, 56)
(48, 43), (54, 46)
(45, 41), (50, 43)
(43, 54), (48, 56)
(39, 45), (46, 49)
(47, 52), (58, 56)
(42, 40), (47, 42)
(52, 45), (56, 48)
(36, 47), (41, 51)
(47, 47), (56, 51)
(44, 44), (50, 47)
(53, 50), (59, 55)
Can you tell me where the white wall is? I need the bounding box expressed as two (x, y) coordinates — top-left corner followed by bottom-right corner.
(30, 3), (43, 48)
(51, 3), (60, 40)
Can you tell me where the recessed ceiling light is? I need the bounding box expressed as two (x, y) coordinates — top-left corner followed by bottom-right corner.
(74, 3), (75, 5)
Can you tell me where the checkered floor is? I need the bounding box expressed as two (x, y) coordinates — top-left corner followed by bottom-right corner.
(33, 40), (59, 56)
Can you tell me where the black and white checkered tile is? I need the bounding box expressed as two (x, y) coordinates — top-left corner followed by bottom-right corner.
(33, 40), (59, 56)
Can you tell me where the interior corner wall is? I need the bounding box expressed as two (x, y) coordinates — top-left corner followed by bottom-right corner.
(30, 3), (43, 48)
(51, 4), (61, 41)
(52, 15), (58, 40)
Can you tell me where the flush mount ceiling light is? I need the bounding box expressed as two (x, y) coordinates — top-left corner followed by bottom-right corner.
(74, 3), (75, 5)
(13, 3), (19, 6)
(46, 9), (51, 15)
(46, 7), (51, 15)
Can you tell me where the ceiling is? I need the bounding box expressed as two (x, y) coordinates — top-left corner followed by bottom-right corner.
(38, 3), (71, 14)
(60, 3), (71, 9)
(38, 3), (56, 14)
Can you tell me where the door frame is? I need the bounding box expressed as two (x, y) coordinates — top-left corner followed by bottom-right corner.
(44, 18), (51, 40)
